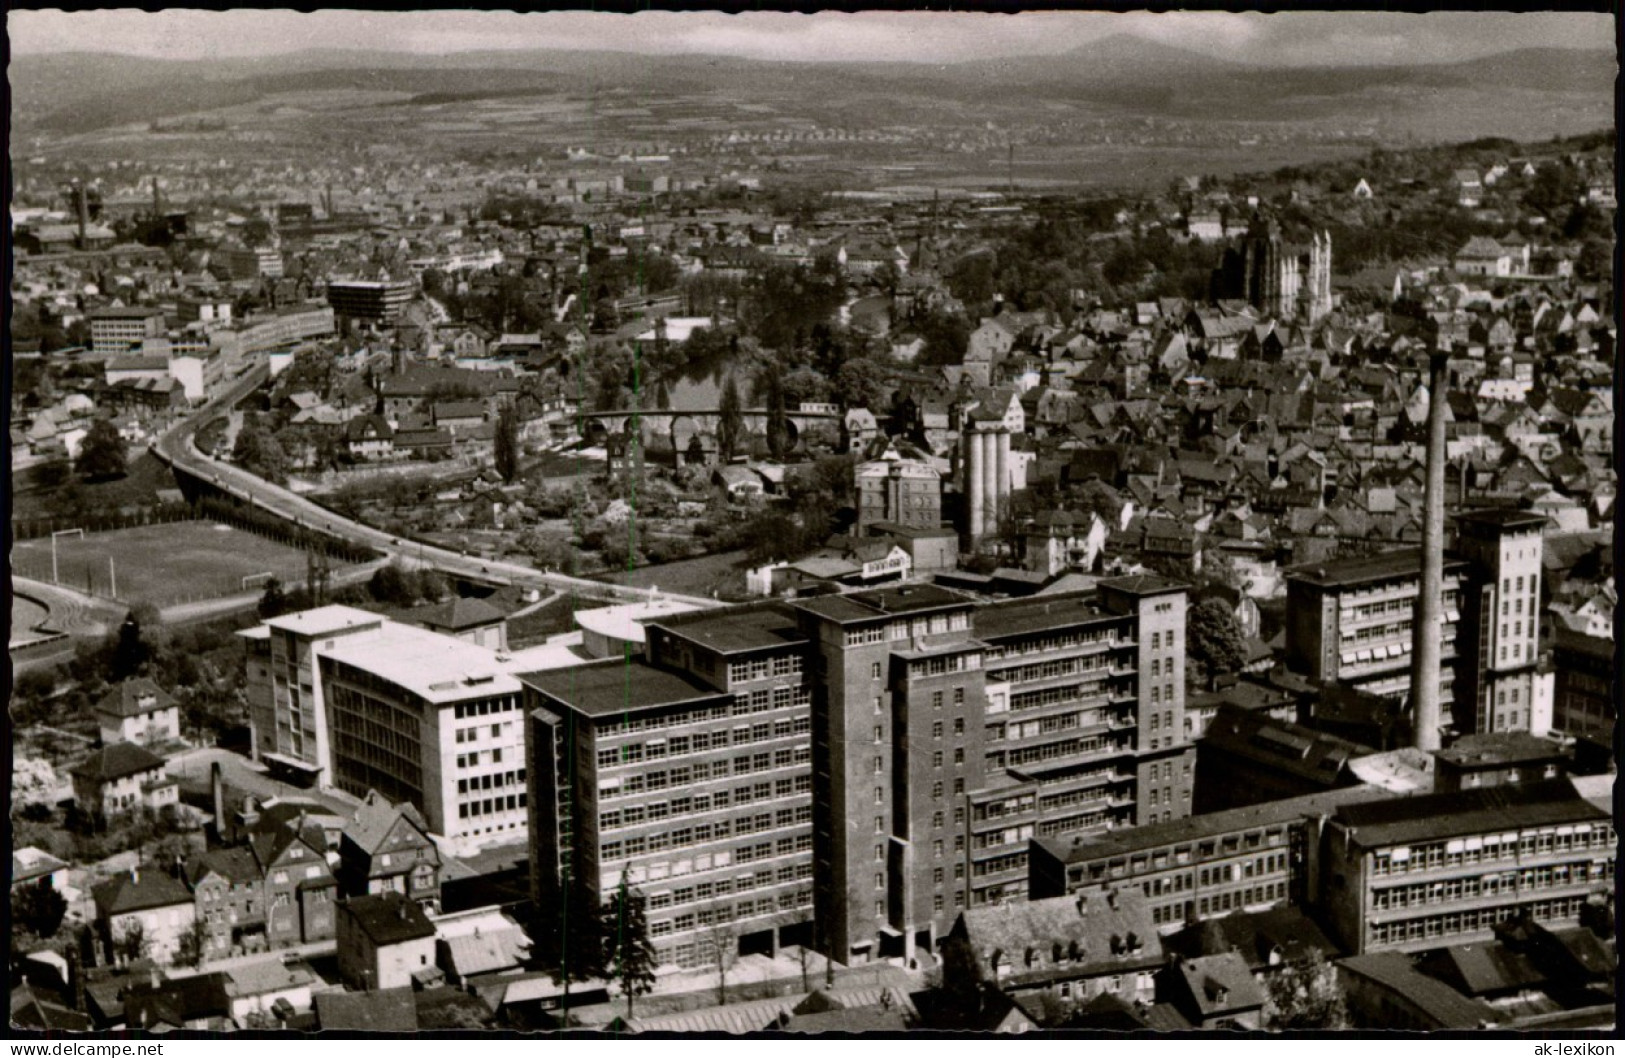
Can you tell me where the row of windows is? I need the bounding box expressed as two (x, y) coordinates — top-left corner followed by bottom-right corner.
(453, 697), (519, 720)
(1011, 680), (1117, 713)
(457, 770), (523, 795)
(595, 714), (810, 768)
(647, 863), (815, 910)
(603, 827), (813, 863)
(1192, 881), (1286, 916)
(907, 652), (982, 685)
(984, 625), (1130, 662)
(1367, 896), (1587, 947)
(727, 654), (804, 683)
(988, 654), (1114, 686)
(597, 747), (811, 799)
(455, 724), (503, 747)
(455, 747), (505, 769)
(458, 793), (524, 819)
(1370, 861), (1611, 910)
(600, 775), (813, 830)
(1370, 825), (1614, 874)
(928, 687), (968, 710)
(650, 888), (813, 943)
(1004, 734), (1121, 768)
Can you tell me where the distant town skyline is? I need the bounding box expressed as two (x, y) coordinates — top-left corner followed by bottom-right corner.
(8, 9), (1615, 67)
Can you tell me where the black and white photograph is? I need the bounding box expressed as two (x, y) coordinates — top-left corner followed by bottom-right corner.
(5, 6), (1617, 1038)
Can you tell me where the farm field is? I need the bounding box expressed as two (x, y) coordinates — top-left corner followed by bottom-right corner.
(10, 520), (349, 607)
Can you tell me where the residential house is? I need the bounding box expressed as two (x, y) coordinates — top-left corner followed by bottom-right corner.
(345, 415), (396, 460)
(188, 847), (268, 959)
(338, 790), (444, 911)
(250, 821), (339, 950)
(337, 892), (439, 992)
(71, 743), (179, 818)
(12, 847), (70, 895)
(95, 678), (181, 747)
(945, 888), (1164, 1013)
(92, 870), (198, 965)
(1155, 951), (1266, 1029)
(433, 908), (531, 986)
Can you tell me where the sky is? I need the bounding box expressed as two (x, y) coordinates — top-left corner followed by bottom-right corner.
(7, 9), (1615, 67)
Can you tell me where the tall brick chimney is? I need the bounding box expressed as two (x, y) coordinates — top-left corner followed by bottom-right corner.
(1410, 349), (1450, 751)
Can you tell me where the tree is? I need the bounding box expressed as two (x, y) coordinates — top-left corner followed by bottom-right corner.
(834, 357), (889, 412)
(546, 881), (606, 1024)
(717, 373), (745, 462)
(762, 366), (790, 461)
(601, 874), (657, 1022)
(494, 401), (521, 483)
(76, 418), (128, 481)
(112, 612), (151, 681)
(11, 884), (68, 948)
(257, 577), (290, 619)
(1263, 952), (1349, 1030)
(1186, 596), (1247, 690)
(702, 924), (738, 1006)
(173, 916), (210, 969)
(114, 920), (150, 965)
(368, 562), (420, 606)
(232, 414), (290, 485)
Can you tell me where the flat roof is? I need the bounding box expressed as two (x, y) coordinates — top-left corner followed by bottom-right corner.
(261, 605), (385, 638)
(573, 597), (707, 645)
(647, 606), (806, 655)
(975, 590), (1120, 641)
(1437, 732), (1568, 768)
(520, 658), (729, 719)
(1453, 508), (1549, 531)
(319, 622), (579, 705)
(1286, 548), (1467, 589)
(1334, 778), (1609, 848)
(1037, 784), (1399, 866)
(791, 583), (972, 625)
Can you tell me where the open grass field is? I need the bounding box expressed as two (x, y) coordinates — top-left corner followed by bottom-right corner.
(10, 520), (342, 607)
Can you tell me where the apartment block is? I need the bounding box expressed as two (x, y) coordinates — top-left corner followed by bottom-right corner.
(1319, 779), (1614, 955)
(523, 606), (815, 971)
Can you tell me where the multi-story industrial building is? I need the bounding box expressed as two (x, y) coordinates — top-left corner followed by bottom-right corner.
(1027, 785), (1395, 931)
(1550, 625), (1612, 742)
(326, 279), (416, 327)
(89, 305), (166, 357)
(523, 605), (815, 971)
(1318, 779), (1614, 955)
(524, 577), (1193, 971)
(966, 578), (1193, 911)
(1284, 549), (1464, 713)
(1451, 509), (1551, 735)
(222, 245), (285, 280)
(240, 605), (581, 854)
(855, 444), (942, 532)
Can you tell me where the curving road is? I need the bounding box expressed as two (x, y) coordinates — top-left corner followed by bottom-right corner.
(150, 364), (720, 610)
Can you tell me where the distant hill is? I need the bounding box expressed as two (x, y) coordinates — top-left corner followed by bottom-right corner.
(9, 42), (1616, 135)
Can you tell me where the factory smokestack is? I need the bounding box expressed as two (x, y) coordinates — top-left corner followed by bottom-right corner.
(1410, 349), (1450, 751)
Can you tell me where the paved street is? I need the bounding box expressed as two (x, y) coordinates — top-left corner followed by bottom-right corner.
(151, 365), (719, 610)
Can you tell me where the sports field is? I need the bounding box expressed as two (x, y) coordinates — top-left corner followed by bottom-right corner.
(11, 521), (335, 606)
